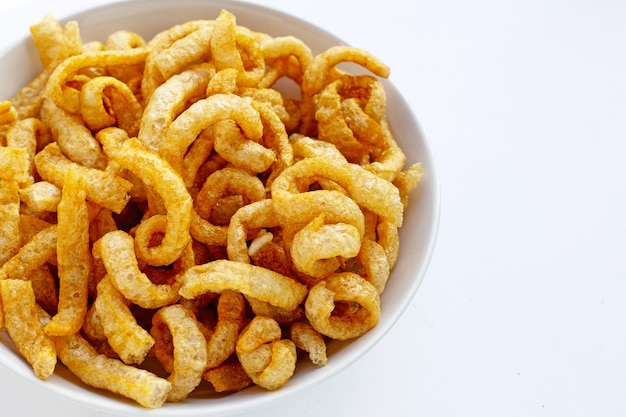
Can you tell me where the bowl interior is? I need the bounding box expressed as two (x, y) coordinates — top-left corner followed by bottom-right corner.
(0, 1), (440, 415)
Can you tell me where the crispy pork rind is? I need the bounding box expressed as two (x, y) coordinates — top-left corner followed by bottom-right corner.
(150, 304), (207, 402)
(305, 272), (381, 340)
(0, 279), (57, 379)
(289, 322), (327, 367)
(236, 316), (297, 390)
(92, 230), (182, 309)
(205, 290), (246, 369)
(204, 361), (253, 393)
(0, 180), (21, 265)
(93, 275), (155, 365)
(179, 260), (308, 312)
(44, 167), (90, 336)
(55, 332), (172, 408)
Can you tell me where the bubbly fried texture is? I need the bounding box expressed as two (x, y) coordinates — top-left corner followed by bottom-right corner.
(289, 322), (327, 366)
(55, 332), (171, 408)
(0, 279), (56, 380)
(151, 304), (207, 402)
(94, 275), (154, 365)
(44, 167), (90, 336)
(0, 8), (423, 408)
(236, 317), (297, 390)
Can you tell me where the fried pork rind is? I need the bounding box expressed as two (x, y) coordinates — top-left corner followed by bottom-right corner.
(394, 162), (425, 207)
(205, 290), (246, 369)
(226, 199), (281, 263)
(204, 361), (253, 392)
(103, 30), (147, 91)
(315, 75), (388, 162)
(272, 156), (404, 228)
(150, 304), (208, 402)
(79, 76), (143, 136)
(55, 332), (172, 409)
(357, 238), (391, 294)
(29, 264), (59, 315)
(0, 224), (57, 281)
(44, 49), (148, 115)
(141, 20), (216, 103)
(164, 93), (264, 173)
(191, 166), (266, 246)
(259, 35), (313, 88)
(376, 219), (401, 269)
(94, 275), (155, 365)
(138, 63), (213, 153)
(0, 279), (57, 379)
(305, 272), (381, 340)
(290, 212), (362, 279)
(0, 292), (4, 329)
(7, 16), (82, 123)
(211, 10), (265, 88)
(0, 146), (33, 186)
(180, 260), (308, 311)
(6, 118), (51, 176)
(0, 9), (424, 407)
(18, 181), (62, 213)
(40, 98), (108, 170)
(29, 14), (79, 70)
(34, 142), (133, 214)
(211, 117), (275, 174)
(152, 24), (214, 84)
(0, 101), (17, 127)
(246, 294), (305, 327)
(236, 316), (297, 390)
(301, 45), (390, 97)
(0, 180), (21, 265)
(289, 322), (327, 367)
(93, 230), (182, 309)
(102, 135), (193, 267)
(44, 167), (90, 336)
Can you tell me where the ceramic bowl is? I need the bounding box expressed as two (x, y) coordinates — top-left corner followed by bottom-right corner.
(0, 1), (440, 415)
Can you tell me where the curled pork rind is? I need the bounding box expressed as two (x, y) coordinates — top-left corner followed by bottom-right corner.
(0, 8), (424, 407)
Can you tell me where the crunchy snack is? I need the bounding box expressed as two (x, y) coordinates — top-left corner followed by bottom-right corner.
(93, 275), (155, 365)
(0, 279), (56, 380)
(0, 8), (423, 407)
(55, 331), (172, 409)
(44, 166), (90, 336)
(150, 304), (207, 402)
(236, 316), (297, 390)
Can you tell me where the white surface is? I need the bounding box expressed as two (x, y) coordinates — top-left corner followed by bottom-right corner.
(0, 0), (625, 416)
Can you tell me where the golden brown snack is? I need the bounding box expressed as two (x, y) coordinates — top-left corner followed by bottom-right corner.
(45, 167), (90, 336)
(0, 180), (20, 265)
(289, 322), (327, 366)
(236, 316), (297, 390)
(93, 275), (154, 365)
(150, 304), (207, 402)
(0, 224), (57, 281)
(179, 260), (308, 311)
(205, 290), (246, 369)
(0, 279), (56, 379)
(55, 332), (172, 408)
(204, 361), (253, 392)
(305, 272), (381, 340)
(92, 230), (182, 309)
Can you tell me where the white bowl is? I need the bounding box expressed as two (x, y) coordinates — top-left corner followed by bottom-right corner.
(0, 0), (440, 415)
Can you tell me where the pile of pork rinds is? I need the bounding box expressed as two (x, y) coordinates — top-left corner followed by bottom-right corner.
(0, 9), (423, 408)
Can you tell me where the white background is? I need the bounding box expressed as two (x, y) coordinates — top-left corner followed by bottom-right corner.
(1, 0), (626, 416)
